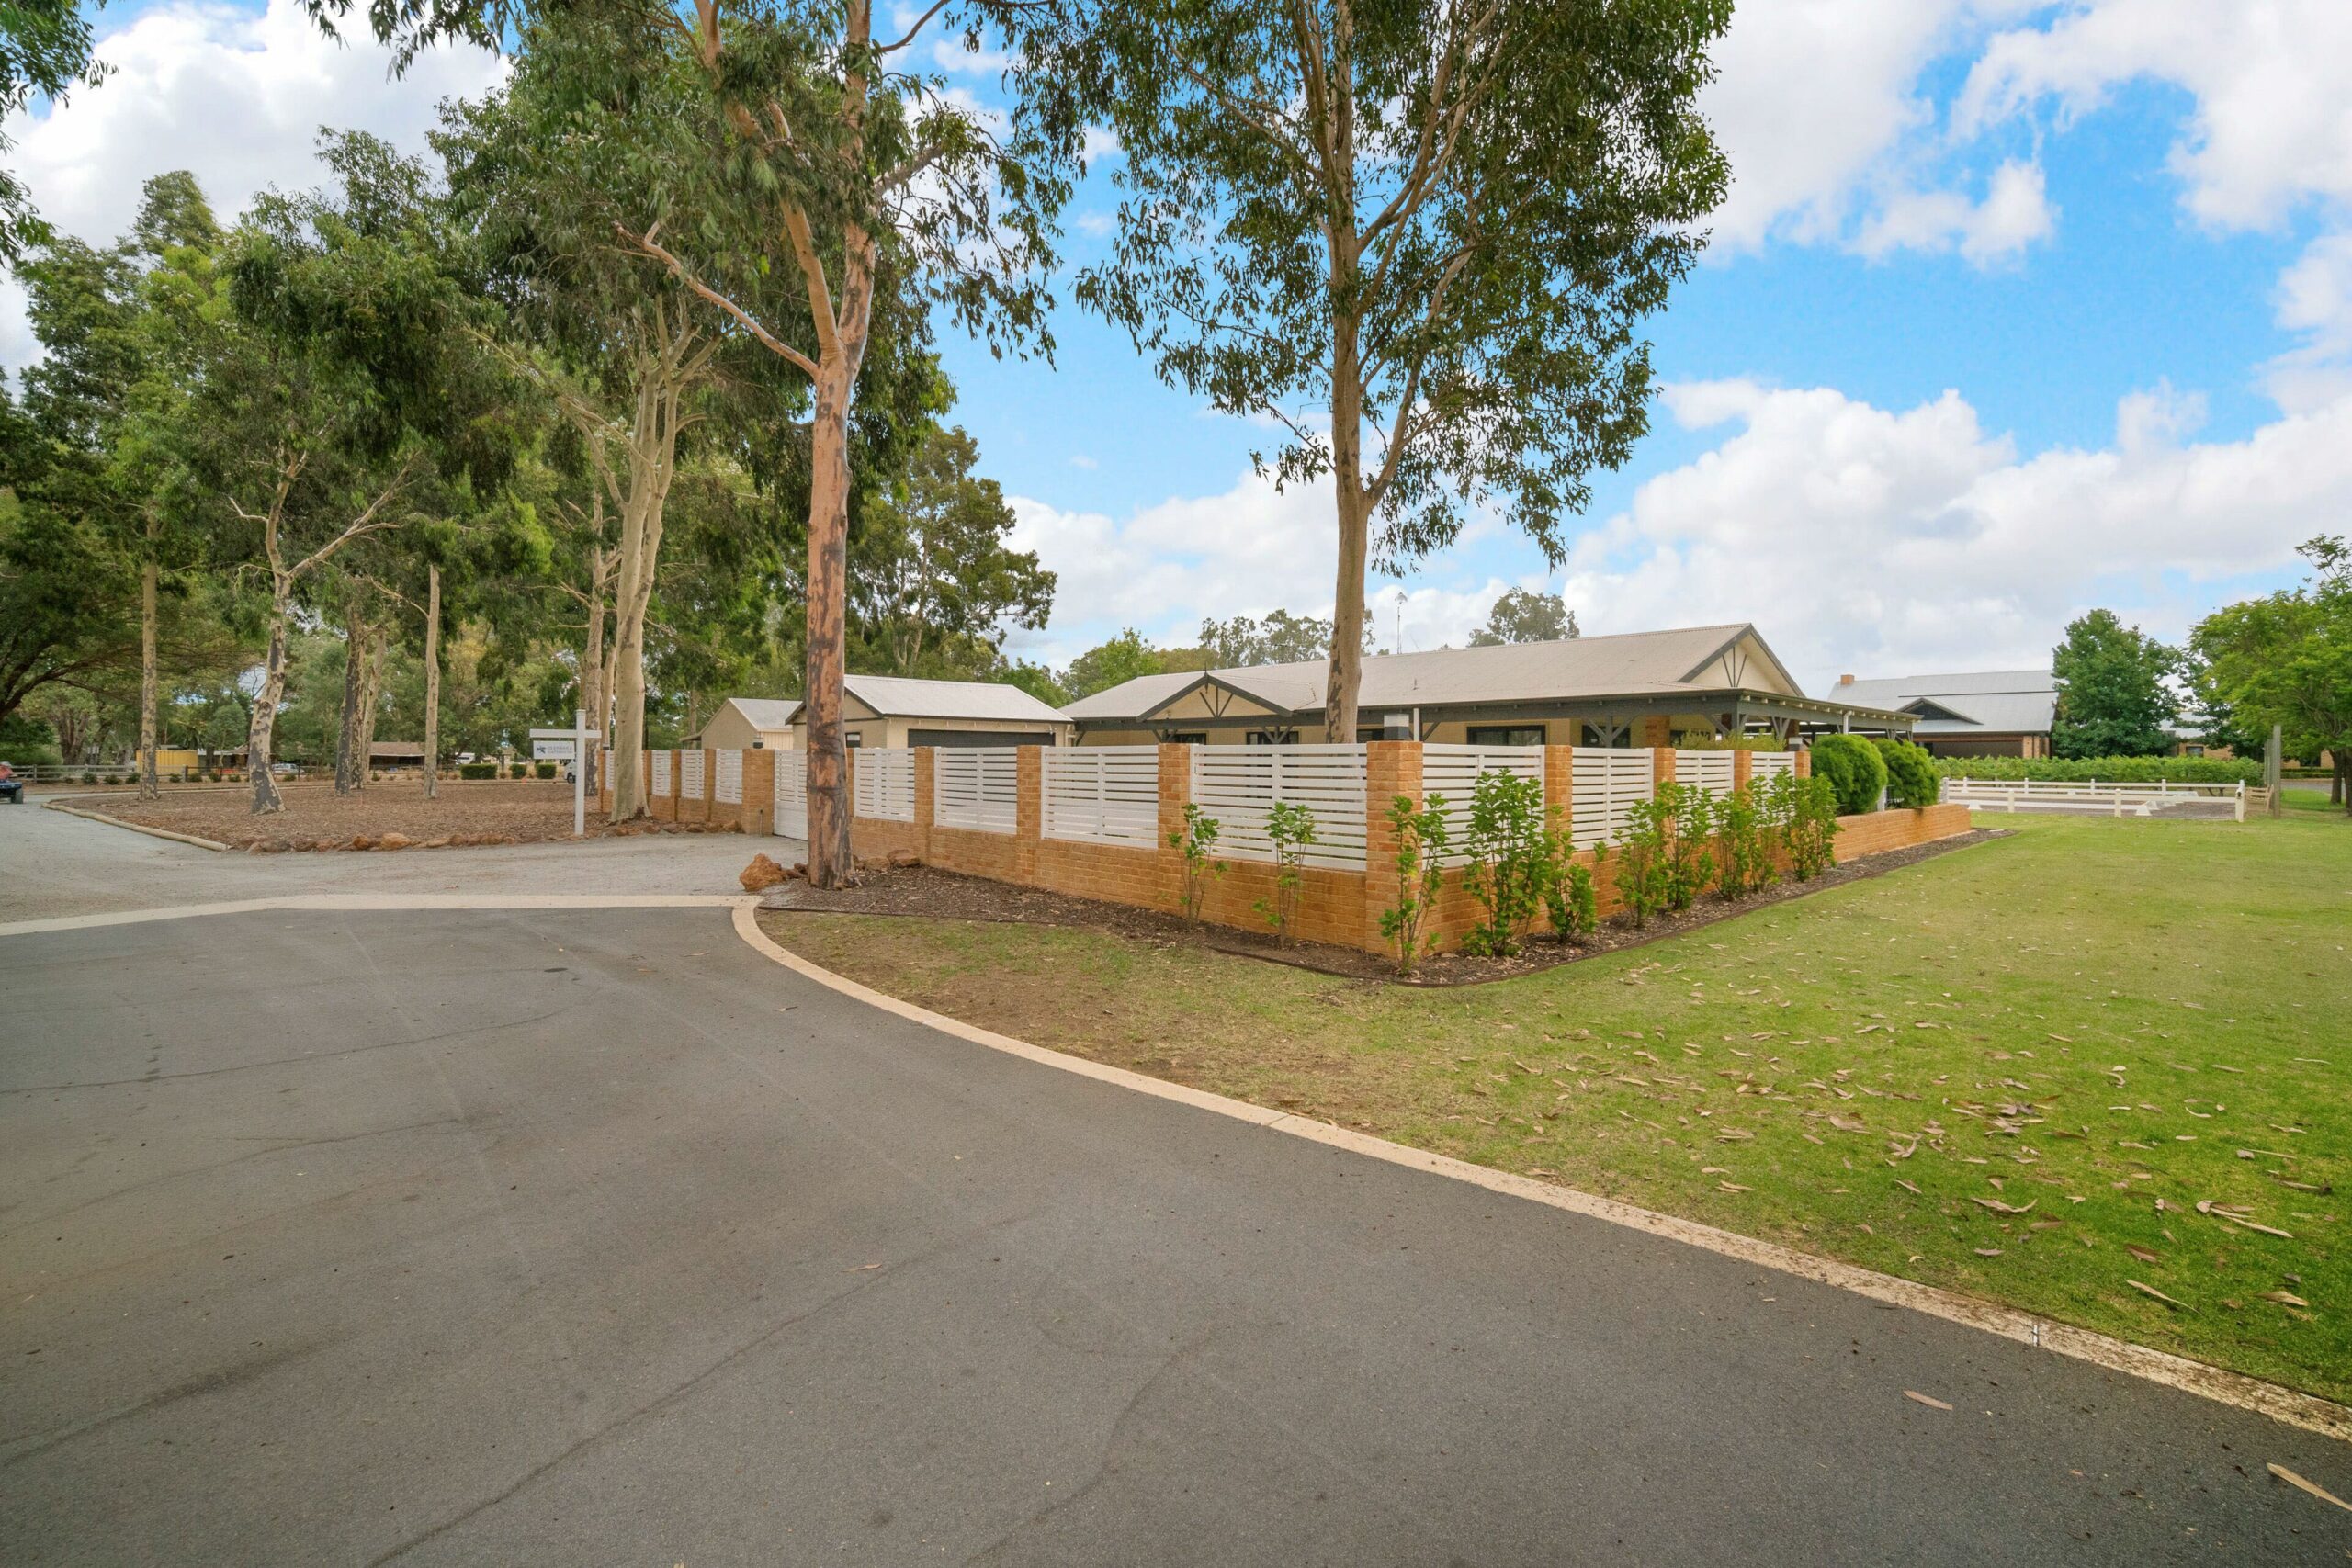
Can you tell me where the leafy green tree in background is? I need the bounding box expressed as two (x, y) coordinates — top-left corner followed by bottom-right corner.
(2051, 608), (2181, 760)
(1199, 609), (1367, 669)
(2193, 537), (2352, 810)
(0, 0), (107, 263)
(1468, 587), (1578, 646)
(853, 423), (1054, 679)
(1061, 0), (1729, 742)
(1062, 629), (1169, 700)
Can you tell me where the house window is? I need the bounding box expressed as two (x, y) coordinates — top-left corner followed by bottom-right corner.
(1579, 722), (1632, 749)
(1165, 731), (1208, 746)
(1467, 724), (1544, 747)
(1246, 728), (1299, 745)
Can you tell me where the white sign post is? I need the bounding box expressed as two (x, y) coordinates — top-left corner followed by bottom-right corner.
(530, 710), (594, 836)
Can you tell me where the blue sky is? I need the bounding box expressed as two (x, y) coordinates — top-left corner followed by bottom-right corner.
(11, 0), (2352, 691)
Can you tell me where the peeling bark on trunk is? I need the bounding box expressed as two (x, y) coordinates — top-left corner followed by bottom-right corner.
(334, 590), (370, 795)
(803, 358), (858, 886)
(249, 580), (291, 815)
(352, 630), (386, 791)
(423, 563), (442, 800)
(137, 555), (160, 798)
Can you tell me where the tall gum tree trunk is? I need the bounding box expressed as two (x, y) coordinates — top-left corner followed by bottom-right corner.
(137, 556), (160, 798)
(1317, 6), (1367, 745)
(803, 360), (855, 885)
(422, 563), (441, 798)
(335, 592), (368, 795)
(249, 583), (291, 814)
(352, 631), (386, 791)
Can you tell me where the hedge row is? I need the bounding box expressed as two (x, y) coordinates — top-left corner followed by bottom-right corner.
(1930, 755), (2262, 784)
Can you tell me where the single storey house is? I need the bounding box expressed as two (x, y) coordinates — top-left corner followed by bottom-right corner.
(1063, 623), (1912, 747)
(693, 674), (1072, 750)
(1831, 670), (2055, 758)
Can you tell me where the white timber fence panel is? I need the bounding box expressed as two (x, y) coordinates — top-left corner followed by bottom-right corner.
(715, 749), (742, 805)
(1674, 749), (1736, 798)
(679, 750), (707, 800)
(933, 748), (1021, 834)
(853, 748), (917, 822)
(773, 750), (807, 839)
(1419, 743), (1544, 866)
(1568, 748), (1654, 849)
(1042, 746), (1160, 846)
(1749, 751), (1797, 783)
(1190, 744), (1368, 870)
(650, 750), (673, 796)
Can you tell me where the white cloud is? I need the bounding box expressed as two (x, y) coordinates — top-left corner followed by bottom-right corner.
(1855, 159), (2054, 267)
(1956, 0), (2352, 231)
(1, 0), (503, 368)
(2266, 233), (2352, 411)
(1563, 379), (2352, 684)
(1067, 453), (1098, 469)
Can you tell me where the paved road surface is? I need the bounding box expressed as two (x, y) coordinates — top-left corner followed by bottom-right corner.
(4, 906), (2346, 1565)
(1, 793), (783, 920)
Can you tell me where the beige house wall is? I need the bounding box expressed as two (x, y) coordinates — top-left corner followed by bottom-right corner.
(792, 707), (1069, 749)
(696, 705), (794, 752)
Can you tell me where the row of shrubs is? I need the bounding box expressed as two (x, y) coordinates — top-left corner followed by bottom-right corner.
(1168, 766), (1849, 973)
(1808, 734), (1943, 813)
(457, 761), (560, 780)
(1927, 754), (2263, 784)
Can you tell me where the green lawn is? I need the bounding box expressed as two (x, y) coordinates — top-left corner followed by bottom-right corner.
(767, 810), (2352, 1404)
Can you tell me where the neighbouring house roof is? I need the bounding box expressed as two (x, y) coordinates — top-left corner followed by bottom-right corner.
(716, 697), (802, 733)
(767, 674), (1069, 727)
(368, 740), (424, 760)
(1836, 671), (2058, 736)
(1063, 623), (1877, 727)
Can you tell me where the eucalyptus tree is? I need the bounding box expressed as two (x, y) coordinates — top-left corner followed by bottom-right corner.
(1, 0), (106, 263)
(192, 132), (503, 812)
(355, 0), (1084, 883)
(1060, 0), (1730, 739)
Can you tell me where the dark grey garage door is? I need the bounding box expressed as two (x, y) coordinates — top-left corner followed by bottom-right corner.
(907, 728), (1053, 749)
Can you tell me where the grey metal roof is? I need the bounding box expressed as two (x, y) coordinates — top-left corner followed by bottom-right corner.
(1835, 671), (2057, 736)
(763, 675), (1068, 727)
(1063, 624), (1783, 723)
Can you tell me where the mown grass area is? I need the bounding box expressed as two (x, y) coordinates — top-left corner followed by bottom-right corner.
(765, 810), (2352, 1404)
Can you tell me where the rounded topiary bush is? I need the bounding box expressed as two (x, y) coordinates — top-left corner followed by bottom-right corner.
(1873, 738), (1940, 808)
(458, 761), (499, 781)
(533, 761), (557, 779)
(1807, 734), (1887, 816)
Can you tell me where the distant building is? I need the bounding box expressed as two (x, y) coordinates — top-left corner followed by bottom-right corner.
(1831, 671), (2056, 758)
(1065, 624), (1912, 746)
(689, 675), (1071, 750)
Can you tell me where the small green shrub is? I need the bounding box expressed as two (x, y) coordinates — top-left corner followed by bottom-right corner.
(509, 762), (530, 779)
(458, 761), (499, 781)
(1378, 793), (1451, 974)
(1658, 781), (1717, 911)
(1459, 771), (1549, 957)
(1773, 771), (1840, 879)
(1807, 735), (1886, 815)
(1873, 739), (1939, 807)
(534, 761), (558, 780)
(1168, 803), (1225, 922)
(1252, 800), (1317, 946)
(1544, 838), (1601, 944)
(1613, 796), (1673, 929)
(1712, 782), (1778, 899)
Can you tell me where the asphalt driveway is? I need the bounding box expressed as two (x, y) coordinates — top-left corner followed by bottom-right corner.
(2, 907), (2346, 1564)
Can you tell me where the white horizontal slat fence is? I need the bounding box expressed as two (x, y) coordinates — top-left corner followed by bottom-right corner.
(853, 748), (916, 822)
(650, 750), (672, 796)
(933, 748), (1021, 834)
(1567, 747), (1654, 849)
(1674, 749), (1736, 799)
(715, 750), (742, 805)
(1042, 746), (1160, 846)
(1749, 751), (1797, 783)
(1190, 744), (1367, 870)
(1419, 743), (1544, 866)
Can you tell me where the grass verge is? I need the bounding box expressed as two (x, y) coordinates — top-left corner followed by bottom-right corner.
(761, 810), (2351, 1404)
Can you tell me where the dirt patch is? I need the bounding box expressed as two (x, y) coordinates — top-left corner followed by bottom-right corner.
(71, 780), (741, 852)
(763, 828), (2005, 986)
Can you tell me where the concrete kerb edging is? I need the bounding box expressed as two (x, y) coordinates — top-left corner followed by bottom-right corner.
(731, 904), (2352, 1447)
(3, 888), (2339, 1446)
(41, 798), (230, 852)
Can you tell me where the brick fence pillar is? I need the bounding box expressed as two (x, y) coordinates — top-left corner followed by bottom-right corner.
(1732, 749), (1753, 792)
(1793, 748), (1813, 779)
(742, 748), (775, 836)
(1014, 745), (1043, 884)
(1652, 744), (1677, 788)
(1362, 739), (1424, 954)
(1544, 742), (1576, 826)
(1158, 742), (1193, 918)
(912, 746), (936, 861)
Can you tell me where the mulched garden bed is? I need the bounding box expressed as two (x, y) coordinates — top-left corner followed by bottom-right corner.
(62, 780), (743, 852)
(761, 828), (2007, 987)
